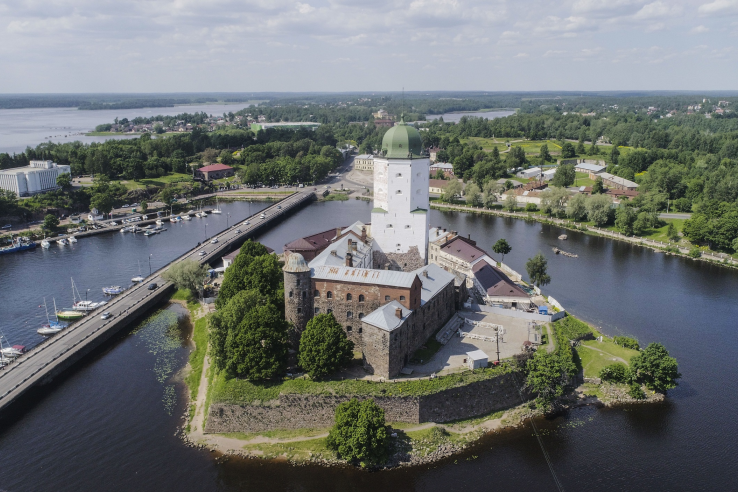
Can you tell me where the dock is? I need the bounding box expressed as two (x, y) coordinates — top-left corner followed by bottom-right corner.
(0, 191), (316, 415)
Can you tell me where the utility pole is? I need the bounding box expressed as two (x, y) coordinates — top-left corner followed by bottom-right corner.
(496, 325), (501, 363)
(149, 254), (152, 276)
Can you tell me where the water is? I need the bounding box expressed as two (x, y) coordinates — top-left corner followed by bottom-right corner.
(425, 110), (515, 124)
(0, 103), (253, 155)
(1, 199), (737, 491)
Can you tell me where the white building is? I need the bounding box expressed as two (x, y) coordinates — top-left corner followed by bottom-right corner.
(541, 168), (557, 181)
(466, 350), (488, 370)
(0, 160), (71, 196)
(517, 167), (543, 179)
(371, 118), (430, 271)
(354, 154), (374, 171)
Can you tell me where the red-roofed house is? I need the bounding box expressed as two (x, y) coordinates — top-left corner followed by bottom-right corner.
(195, 163), (235, 181)
(471, 261), (531, 308)
(284, 227), (344, 261)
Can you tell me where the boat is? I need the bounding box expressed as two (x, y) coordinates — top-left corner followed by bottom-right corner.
(155, 219), (163, 225)
(68, 235), (77, 243)
(43, 298), (70, 332)
(0, 236), (37, 256)
(153, 225), (166, 232)
(183, 214), (192, 221)
(73, 300), (106, 311)
(102, 286), (125, 295)
(0, 333), (23, 359)
(57, 238), (68, 246)
(132, 260), (145, 283)
(41, 239), (51, 248)
(211, 196), (222, 214)
(144, 230), (156, 236)
(558, 234), (568, 240)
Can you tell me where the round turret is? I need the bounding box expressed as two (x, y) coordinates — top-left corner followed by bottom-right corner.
(284, 252), (310, 272)
(381, 117), (423, 159)
(283, 253), (313, 345)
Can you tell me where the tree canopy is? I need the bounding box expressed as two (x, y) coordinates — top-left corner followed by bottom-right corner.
(492, 238), (512, 263)
(298, 313), (355, 379)
(326, 398), (389, 467)
(526, 253), (551, 287)
(162, 259), (208, 297)
(630, 343), (681, 393)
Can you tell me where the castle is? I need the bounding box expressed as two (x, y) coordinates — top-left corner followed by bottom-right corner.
(283, 120), (461, 378)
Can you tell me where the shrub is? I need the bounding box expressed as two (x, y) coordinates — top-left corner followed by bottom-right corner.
(688, 247), (702, 258)
(326, 398), (389, 467)
(298, 314), (355, 380)
(613, 336), (640, 351)
(630, 342), (681, 393)
(525, 203), (538, 212)
(554, 316), (594, 341)
(599, 363), (630, 383)
(628, 382), (646, 400)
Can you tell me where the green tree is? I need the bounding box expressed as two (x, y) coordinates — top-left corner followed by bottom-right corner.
(90, 192), (114, 216)
(434, 169), (446, 180)
(592, 176), (605, 194)
(576, 133), (586, 155)
(492, 238), (512, 263)
(666, 222), (679, 242)
(298, 314), (355, 379)
(159, 187), (175, 207)
(566, 193), (588, 221)
(153, 123), (165, 134)
(504, 193), (517, 212)
(56, 173), (72, 190)
(219, 149), (235, 165)
(551, 164), (575, 188)
(43, 214), (59, 232)
(732, 237), (738, 252)
(222, 302), (289, 379)
(482, 180), (501, 208)
(441, 180), (462, 202)
(539, 143), (551, 162)
(587, 141), (599, 156)
(526, 252), (551, 287)
(599, 363), (630, 384)
(561, 142), (576, 158)
(162, 259), (208, 297)
(326, 398), (389, 467)
(610, 146), (620, 164)
(216, 240), (274, 308)
(525, 202), (538, 212)
(615, 206), (637, 236)
(139, 200), (148, 213)
(586, 193), (613, 226)
(540, 186), (569, 217)
(465, 182), (482, 207)
(210, 289), (263, 372)
(526, 350), (571, 409)
(629, 343), (680, 393)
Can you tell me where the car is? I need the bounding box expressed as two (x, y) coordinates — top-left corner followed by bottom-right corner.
(277, 205), (282, 209)
(101, 312), (112, 320)
(131, 203), (138, 207)
(110, 222), (118, 226)
(244, 221), (250, 225)
(210, 238), (219, 244)
(198, 251), (206, 256)
(123, 204), (130, 208)
(235, 229), (242, 234)
(2, 224), (12, 230)
(147, 283), (158, 290)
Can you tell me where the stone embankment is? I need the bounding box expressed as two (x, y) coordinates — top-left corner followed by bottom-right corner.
(205, 372), (526, 434)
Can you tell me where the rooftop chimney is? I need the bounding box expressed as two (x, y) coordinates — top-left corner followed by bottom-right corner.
(330, 250), (337, 256)
(423, 270), (429, 278)
(345, 252), (353, 267)
(395, 307), (402, 319)
(361, 227), (367, 242)
(336, 227), (342, 237)
(468, 234), (471, 240)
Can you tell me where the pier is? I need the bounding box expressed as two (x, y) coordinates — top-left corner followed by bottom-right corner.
(0, 191), (315, 415)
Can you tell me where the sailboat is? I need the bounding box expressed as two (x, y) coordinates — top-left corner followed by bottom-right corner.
(39, 298), (66, 335)
(0, 332), (23, 359)
(211, 196), (222, 214)
(41, 237), (51, 248)
(132, 260), (145, 283)
(68, 235), (77, 243)
(71, 278), (106, 311)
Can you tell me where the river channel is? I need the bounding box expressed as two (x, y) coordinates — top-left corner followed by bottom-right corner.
(0, 199), (736, 491)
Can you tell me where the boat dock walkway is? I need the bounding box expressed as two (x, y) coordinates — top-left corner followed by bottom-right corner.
(0, 191), (315, 415)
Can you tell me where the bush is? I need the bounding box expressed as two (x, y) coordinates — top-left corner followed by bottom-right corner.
(326, 398), (389, 467)
(298, 314), (355, 380)
(554, 316), (594, 341)
(688, 247), (702, 258)
(525, 203), (538, 212)
(613, 336), (640, 351)
(630, 342), (680, 393)
(599, 363), (630, 383)
(628, 382), (646, 400)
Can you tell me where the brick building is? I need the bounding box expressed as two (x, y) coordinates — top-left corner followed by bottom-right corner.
(195, 163), (235, 181)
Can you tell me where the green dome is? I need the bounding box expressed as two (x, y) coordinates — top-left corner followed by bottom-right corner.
(381, 117), (423, 159)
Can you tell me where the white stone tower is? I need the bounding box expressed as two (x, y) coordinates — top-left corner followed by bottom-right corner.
(371, 117), (430, 271)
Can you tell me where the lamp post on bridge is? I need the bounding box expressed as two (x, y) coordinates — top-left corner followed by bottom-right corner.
(149, 253), (152, 276)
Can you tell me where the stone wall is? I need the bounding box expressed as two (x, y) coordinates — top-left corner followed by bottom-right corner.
(373, 246), (425, 272)
(204, 371), (527, 434)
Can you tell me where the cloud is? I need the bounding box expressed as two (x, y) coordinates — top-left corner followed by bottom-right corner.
(633, 1), (682, 20)
(690, 24), (710, 33)
(698, 0), (738, 15)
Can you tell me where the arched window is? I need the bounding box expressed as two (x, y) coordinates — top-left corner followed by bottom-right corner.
(400, 295), (406, 301)
(327, 308), (333, 314)
(289, 291), (293, 298)
(346, 293), (352, 301)
(358, 294), (365, 302)
(384, 295), (390, 301)
(314, 290), (320, 297)
(296, 279), (301, 286)
(346, 326), (353, 332)
(358, 327), (363, 333)
(347, 311), (353, 319)
(358, 313), (364, 319)
(327, 291), (333, 299)
(314, 307), (320, 314)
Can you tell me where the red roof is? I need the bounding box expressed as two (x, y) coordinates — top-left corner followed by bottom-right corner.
(198, 163), (234, 172)
(472, 261), (529, 298)
(440, 236), (488, 263)
(285, 228), (343, 252)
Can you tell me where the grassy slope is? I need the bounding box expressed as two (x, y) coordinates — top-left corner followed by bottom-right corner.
(210, 364), (513, 404)
(171, 288), (208, 399)
(119, 173), (193, 190)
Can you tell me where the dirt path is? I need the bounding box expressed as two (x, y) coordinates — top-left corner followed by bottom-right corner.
(545, 323), (555, 353)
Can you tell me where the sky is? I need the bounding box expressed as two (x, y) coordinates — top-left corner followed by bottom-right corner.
(1, 0), (737, 93)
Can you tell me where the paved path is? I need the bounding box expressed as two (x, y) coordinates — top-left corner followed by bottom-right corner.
(0, 191), (315, 415)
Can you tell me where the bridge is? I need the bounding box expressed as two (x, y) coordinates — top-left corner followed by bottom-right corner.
(0, 191), (316, 415)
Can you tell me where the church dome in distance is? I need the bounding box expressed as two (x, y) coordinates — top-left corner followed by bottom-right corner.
(284, 252), (310, 272)
(381, 116), (423, 159)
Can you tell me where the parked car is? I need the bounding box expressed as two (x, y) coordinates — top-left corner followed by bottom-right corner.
(1, 224), (11, 230)
(147, 283), (158, 290)
(110, 222), (118, 226)
(101, 312), (112, 320)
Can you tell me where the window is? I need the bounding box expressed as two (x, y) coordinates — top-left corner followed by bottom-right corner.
(405, 225), (411, 229)
(358, 294), (365, 302)
(416, 172), (421, 177)
(400, 296), (406, 301)
(395, 190), (402, 194)
(289, 291), (293, 298)
(396, 173), (402, 177)
(314, 307), (320, 314)
(358, 327), (363, 333)
(358, 313), (364, 319)
(347, 311), (353, 318)
(314, 290), (320, 297)
(346, 326), (352, 332)
(386, 224), (393, 228)
(296, 279), (301, 286)
(327, 291), (333, 299)
(297, 307), (302, 314)
(384, 295), (390, 301)
(416, 189), (421, 194)
(327, 308), (333, 314)
(346, 293), (352, 301)
(302, 291), (306, 299)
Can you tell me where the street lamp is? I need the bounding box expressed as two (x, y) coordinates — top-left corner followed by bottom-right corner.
(205, 223), (208, 240)
(86, 289), (90, 302)
(227, 213), (230, 228)
(149, 253), (153, 276)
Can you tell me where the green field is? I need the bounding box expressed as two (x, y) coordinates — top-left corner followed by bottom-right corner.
(573, 172), (596, 187)
(577, 339), (640, 378)
(119, 173), (194, 190)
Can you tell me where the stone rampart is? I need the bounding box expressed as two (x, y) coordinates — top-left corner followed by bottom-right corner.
(204, 371), (527, 434)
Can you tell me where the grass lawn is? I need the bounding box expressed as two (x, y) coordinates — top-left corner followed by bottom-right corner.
(643, 219), (686, 242)
(573, 172), (596, 187)
(209, 364), (513, 404)
(119, 173), (193, 190)
(242, 437), (334, 461)
(577, 339), (640, 378)
(222, 427), (329, 441)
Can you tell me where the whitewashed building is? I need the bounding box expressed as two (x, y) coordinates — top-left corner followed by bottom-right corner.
(354, 154), (374, 171)
(0, 160), (71, 196)
(371, 118), (430, 271)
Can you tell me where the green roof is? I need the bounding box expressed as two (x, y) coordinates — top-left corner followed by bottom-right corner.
(381, 116), (423, 159)
(371, 207), (387, 213)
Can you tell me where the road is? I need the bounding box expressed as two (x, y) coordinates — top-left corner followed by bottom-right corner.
(0, 191), (315, 414)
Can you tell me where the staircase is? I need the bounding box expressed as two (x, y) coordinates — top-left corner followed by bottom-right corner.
(435, 314), (463, 345)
